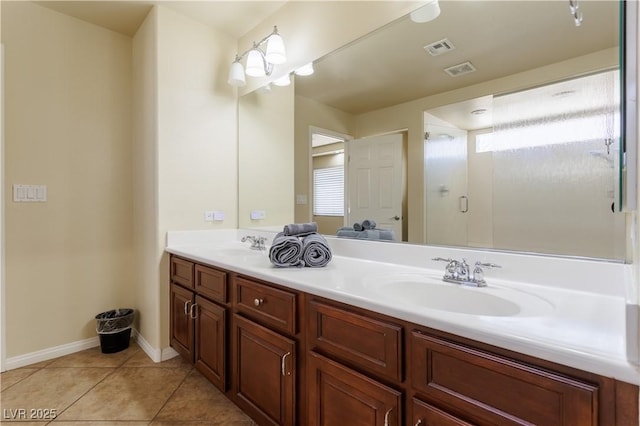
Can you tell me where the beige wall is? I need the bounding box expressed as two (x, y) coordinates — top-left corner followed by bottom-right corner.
(355, 47), (619, 244)
(239, 83), (295, 228)
(154, 6), (238, 349)
(2, 2), (133, 356)
(132, 7), (159, 348)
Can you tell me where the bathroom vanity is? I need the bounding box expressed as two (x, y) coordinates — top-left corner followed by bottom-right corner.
(167, 230), (639, 425)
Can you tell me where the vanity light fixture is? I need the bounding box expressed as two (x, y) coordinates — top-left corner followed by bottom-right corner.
(410, 0), (441, 23)
(227, 26), (286, 87)
(568, 0), (583, 26)
(273, 73), (291, 87)
(295, 62), (315, 76)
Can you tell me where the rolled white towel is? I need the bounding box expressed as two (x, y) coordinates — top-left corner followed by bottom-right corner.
(361, 219), (377, 230)
(269, 233), (304, 267)
(301, 233), (332, 268)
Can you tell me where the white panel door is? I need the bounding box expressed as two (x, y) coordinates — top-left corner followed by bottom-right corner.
(347, 134), (403, 240)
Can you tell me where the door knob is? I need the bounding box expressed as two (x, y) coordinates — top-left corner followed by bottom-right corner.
(391, 215), (400, 221)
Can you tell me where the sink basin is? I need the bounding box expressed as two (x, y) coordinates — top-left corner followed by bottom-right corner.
(363, 273), (552, 317)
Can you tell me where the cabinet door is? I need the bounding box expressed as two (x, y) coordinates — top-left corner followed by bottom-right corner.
(234, 314), (296, 426)
(308, 351), (402, 426)
(412, 397), (474, 426)
(170, 283), (194, 362)
(195, 295), (226, 391)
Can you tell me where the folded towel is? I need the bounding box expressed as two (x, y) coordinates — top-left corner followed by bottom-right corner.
(283, 222), (318, 237)
(269, 232), (305, 267)
(337, 228), (395, 241)
(301, 233), (332, 267)
(357, 229), (395, 241)
(361, 219), (377, 230)
(353, 222), (364, 231)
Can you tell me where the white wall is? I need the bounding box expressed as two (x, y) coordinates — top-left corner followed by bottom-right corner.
(2, 2), (134, 357)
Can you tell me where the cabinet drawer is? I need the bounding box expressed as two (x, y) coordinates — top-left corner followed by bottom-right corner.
(195, 264), (227, 303)
(412, 397), (474, 426)
(171, 256), (194, 289)
(308, 299), (402, 381)
(234, 276), (297, 335)
(411, 331), (598, 426)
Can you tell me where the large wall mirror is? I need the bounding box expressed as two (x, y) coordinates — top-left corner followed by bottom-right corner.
(240, 0), (633, 262)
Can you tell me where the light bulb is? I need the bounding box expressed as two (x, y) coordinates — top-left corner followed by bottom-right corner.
(410, 0), (440, 23)
(295, 62), (314, 76)
(227, 61), (246, 87)
(245, 49), (266, 77)
(265, 32), (286, 65)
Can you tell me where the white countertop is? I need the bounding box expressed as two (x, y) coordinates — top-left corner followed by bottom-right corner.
(166, 229), (640, 385)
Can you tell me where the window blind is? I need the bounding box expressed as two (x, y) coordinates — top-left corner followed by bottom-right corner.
(313, 166), (344, 216)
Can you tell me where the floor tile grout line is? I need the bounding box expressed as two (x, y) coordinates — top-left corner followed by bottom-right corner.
(45, 358), (129, 422)
(0, 366), (42, 393)
(44, 348), (144, 419)
(148, 365), (195, 424)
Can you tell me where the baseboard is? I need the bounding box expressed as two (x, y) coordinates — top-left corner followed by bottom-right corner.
(5, 329), (179, 370)
(5, 336), (100, 370)
(132, 329), (179, 363)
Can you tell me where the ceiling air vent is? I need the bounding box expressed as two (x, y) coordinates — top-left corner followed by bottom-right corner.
(444, 61), (477, 77)
(424, 38), (456, 56)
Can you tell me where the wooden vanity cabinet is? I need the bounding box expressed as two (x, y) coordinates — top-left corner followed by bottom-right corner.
(411, 330), (598, 426)
(306, 298), (404, 426)
(170, 282), (194, 360)
(169, 255), (639, 425)
(307, 351), (402, 426)
(169, 257), (229, 391)
(232, 275), (302, 426)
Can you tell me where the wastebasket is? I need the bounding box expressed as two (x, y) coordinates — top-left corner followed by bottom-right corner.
(95, 308), (135, 354)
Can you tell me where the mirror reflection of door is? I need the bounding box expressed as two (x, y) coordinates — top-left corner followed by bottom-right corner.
(347, 133), (407, 241)
(310, 130), (350, 235)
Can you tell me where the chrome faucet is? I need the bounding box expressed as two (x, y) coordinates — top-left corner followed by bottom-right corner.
(432, 257), (501, 287)
(241, 235), (267, 251)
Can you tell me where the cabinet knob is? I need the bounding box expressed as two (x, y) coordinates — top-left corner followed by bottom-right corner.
(254, 298), (264, 307)
(414, 420), (422, 426)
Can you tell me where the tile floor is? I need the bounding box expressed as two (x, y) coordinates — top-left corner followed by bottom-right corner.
(0, 341), (255, 425)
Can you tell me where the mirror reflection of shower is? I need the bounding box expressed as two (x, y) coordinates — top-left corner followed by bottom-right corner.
(424, 69), (624, 259)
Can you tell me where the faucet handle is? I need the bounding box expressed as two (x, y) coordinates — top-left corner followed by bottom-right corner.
(475, 261), (501, 269)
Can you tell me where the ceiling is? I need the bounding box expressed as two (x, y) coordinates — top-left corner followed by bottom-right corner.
(35, 1), (287, 38)
(34, 0), (620, 129)
(295, 0), (619, 117)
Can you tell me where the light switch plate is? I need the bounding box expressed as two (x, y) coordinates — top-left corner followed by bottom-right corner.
(296, 194), (308, 205)
(213, 211), (225, 221)
(204, 211), (214, 222)
(13, 184), (47, 202)
(250, 210), (266, 220)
